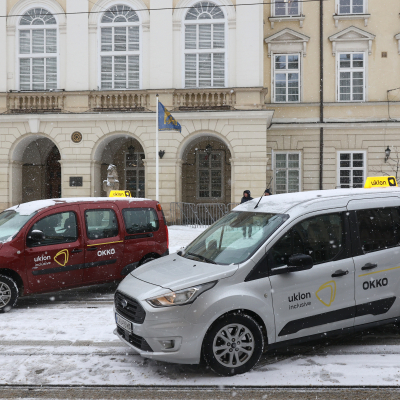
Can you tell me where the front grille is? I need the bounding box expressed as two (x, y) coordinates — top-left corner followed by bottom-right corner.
(115, 291), (146, 324)
(117, 326), (153, 352)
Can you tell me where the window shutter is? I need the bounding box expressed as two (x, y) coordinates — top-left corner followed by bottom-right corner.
(213, 24), (224, 48)
(20, 59), (31, 90)
(46, 29), (57, 53)
(213, 53), (224, 87)
(101, 56), (113, 89)
(185, 54), (197, 88)
(19, 30), (31, 54)
(114, 56), (127, 89)
(128, 55), (140, 89)
(128, 26), (139, 51)
(114, 26), (127, 52)
(199, 24), (211, 49)
(46, 57), (57, 89)
(32, 58), (45, 90)
(32, 29), (44, 54)
(185, 25), (196, 49)
(101, 27), (112, 52)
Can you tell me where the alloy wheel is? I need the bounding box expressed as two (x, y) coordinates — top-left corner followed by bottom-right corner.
(0, 282), (11, 308)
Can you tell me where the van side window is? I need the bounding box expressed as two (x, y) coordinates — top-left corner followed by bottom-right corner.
(269, 213), (344, 268)
(356, 208), (398, 253)
(122, 208), (159, 234)
(85, 209), (119, 240)
(27, 211), (78, 247)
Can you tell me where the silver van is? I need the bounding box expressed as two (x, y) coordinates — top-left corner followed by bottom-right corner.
(114, 188), (400, 375)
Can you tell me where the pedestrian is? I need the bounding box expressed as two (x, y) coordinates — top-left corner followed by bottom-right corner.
(264, 189), (272, 196)
(240, 190), (253, 204)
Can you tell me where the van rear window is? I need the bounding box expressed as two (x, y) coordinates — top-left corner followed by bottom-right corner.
(123, 208), (159, 234)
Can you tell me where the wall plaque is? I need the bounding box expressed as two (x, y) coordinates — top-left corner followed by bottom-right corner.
(70, 177), (83, 187)
(71, 131), (82, 143)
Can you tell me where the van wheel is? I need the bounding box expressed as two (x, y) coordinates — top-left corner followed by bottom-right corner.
(139, 257), (156, 266)
(0, 275), (18, 313)
(202, 314), (264, 376)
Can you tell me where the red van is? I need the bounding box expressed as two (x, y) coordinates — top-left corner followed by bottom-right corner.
(0, 198), (169, 313)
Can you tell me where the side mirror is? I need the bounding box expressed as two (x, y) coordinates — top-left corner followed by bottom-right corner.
(271, 253), (313, 275)
(28, 230), (45, 243)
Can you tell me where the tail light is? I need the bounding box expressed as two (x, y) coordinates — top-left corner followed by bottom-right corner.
(165, 225), (169, 249)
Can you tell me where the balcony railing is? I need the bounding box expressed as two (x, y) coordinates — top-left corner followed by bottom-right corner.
(8, 92), (65, 113)
(173, 89), (236, 110)
(89, 91), (150, 111)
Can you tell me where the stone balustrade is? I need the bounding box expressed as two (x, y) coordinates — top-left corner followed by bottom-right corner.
(89, 91), (150, 111)
(7, 92), (65, 113)
(173, 89), (236, 110)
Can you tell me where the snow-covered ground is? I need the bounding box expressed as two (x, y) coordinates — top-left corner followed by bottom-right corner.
(2, 225), (400, 386)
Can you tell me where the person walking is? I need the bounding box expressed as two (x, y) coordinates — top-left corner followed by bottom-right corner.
(264, 189), (272, 196)
(240, 190), (253, 204)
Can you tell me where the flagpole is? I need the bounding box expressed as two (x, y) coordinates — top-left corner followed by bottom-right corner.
(156, 94), (159, 202)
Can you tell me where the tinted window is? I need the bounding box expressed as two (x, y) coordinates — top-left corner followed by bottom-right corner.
(85, 209), (118, 240)
(27, 211), (78, 247)
(269, 213), (344, 268)
(123, 208), (159, 234)
(356, 208), (399, 253)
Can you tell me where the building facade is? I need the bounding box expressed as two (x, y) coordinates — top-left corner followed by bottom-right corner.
(0, 0), (399, 217)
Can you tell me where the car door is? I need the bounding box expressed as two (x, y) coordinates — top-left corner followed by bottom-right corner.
(268, 211), (355, 342)
(25, 207), (84, 292)
(80, 204), (125, 284)
(348, 197), (400, 327)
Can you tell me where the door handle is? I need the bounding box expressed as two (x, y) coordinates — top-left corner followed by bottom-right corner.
(361, 263), (378, 271)
(71, 249), (83, 254)
(87, 247), (97, 251)
(331, 269), (349, 278)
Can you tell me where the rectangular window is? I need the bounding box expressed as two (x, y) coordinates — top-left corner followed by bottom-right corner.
(84, 209), (119, 240)
(274, 54), (300, 103)
(125, 152), (145, 198)
(356, 208), (399, 253)
(338, 52), (365, 102)
(101, 55), (139, 90)
(274, 0), (300, 16)
(197, 152), (223, 199)
(338, 151), (365, 188)
(123, 208), (159, 235)
(339, 0), (365, 14)
(274, 152), (300, 194)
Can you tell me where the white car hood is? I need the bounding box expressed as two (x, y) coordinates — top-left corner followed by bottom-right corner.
(131, 254), (238, 290)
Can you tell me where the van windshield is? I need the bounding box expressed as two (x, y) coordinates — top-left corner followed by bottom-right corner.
(0, 210), (36, 243)
(182, 211), (289, 265)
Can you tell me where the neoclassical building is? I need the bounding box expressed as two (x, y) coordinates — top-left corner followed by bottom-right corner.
(1, 0), (400, 217)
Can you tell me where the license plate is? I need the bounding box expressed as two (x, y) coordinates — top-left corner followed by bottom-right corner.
(116, 313), (132, 333)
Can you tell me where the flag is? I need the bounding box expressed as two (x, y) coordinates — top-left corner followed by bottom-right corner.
(158, 102), (181, 132)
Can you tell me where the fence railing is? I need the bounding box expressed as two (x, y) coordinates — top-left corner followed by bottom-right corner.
(170, 202), (239, 227)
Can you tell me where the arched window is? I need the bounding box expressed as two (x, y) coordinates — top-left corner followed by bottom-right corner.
(18, 8), (58, 91)
(184, 2), (226, 88)
(99, 4), (141, 90)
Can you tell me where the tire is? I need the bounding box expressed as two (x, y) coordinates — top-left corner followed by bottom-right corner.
(0, 275), (18, 313)
(202, 313), (264, 376)
(139, 257), (157, 266)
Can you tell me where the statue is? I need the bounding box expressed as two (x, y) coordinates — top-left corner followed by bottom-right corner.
(103, 164), (119, 196)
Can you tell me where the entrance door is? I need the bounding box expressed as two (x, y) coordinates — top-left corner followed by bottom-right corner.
(125, 152), (145, 197)
(45, 146), (61, 199)
(25, 207), (84, 292)
(268, 211), (355, 342)
(80, 204), (125, 284)
(348, 197), (400, 327)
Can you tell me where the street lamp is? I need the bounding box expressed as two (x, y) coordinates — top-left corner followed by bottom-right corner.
(385, 146), (391, 163)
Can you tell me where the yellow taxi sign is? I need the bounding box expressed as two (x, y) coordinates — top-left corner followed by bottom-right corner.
(364, 176), (397, 189)
(109, 190), (132, 198)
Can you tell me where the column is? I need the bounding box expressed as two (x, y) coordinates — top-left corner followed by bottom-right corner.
(0, 1), (7, 92)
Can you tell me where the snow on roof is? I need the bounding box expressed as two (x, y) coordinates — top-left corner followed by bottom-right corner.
(7, 197), (153, 216)
(234, 187), (400, 216)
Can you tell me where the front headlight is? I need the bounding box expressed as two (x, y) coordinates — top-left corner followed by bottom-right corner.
(146, 281), (217, 308)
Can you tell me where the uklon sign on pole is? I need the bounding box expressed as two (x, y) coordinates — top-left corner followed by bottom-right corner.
(364, 176), (397, 188)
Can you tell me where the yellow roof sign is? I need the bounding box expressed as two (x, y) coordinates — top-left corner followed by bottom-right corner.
(109, 190), (132, 198)
(364, 176), (397, 189)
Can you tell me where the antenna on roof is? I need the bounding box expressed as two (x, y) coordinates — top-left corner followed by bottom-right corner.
(254, 177), (273, 209)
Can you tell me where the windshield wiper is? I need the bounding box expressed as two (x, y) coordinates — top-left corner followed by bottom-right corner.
(187, 252), (217, 264)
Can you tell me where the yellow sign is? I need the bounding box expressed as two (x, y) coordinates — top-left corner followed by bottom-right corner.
(364, 176), (397, 189)
(109, 190), (132, 198)
(54, 249), (69, 267)
(316, 281), (336, 307)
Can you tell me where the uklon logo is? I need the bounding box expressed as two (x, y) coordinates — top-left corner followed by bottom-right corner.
(34, 254), (51, 263)
(288, 292), (311, 302)
(363, 278), (388, 290)
(316, 281), (337, 307)
(97, 248), (116, 257)
(54, 249), (69, 266)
